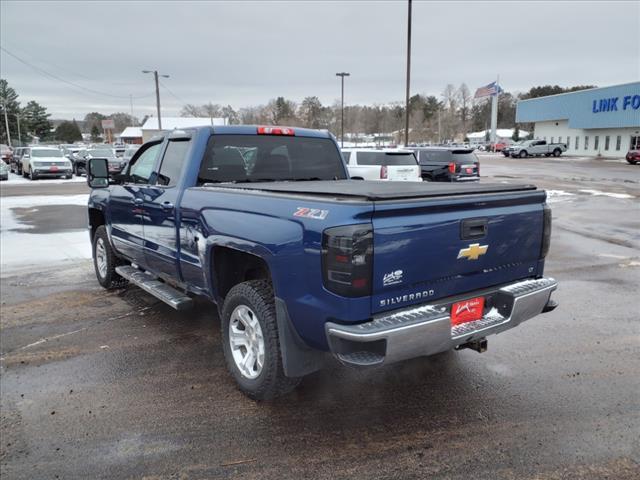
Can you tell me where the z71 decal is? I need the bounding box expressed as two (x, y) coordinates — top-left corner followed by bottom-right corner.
(293, 207), (329, 220)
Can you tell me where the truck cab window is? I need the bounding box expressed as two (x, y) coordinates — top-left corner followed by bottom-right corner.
(157, 139), (191, 187)
(129, 143), (161, 184)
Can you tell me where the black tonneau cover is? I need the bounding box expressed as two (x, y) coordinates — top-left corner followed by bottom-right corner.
(209, 180), (537, 201)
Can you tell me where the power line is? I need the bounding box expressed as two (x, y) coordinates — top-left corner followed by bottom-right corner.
(0, 41), (147, 88)
(0, 46), (154, 100)
(158, 79), (187, 105)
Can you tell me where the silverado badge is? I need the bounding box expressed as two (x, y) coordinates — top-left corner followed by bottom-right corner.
(457, 243), (488, 260)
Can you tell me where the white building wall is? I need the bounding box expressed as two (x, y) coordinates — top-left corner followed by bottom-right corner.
(533, 120), (639, 157)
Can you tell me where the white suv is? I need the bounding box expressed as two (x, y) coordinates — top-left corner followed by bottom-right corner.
(341, 148), (422, 182)
(21, 147), (73, 180)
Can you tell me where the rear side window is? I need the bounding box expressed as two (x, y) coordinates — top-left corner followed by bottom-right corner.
(418, 150), (452, 164)
(157, 139), (191, 186)
(357, 152), (417, 166)
(197, 134), (346, 184)
(450, 152), (479, 164)
(342, 151), (351, 164)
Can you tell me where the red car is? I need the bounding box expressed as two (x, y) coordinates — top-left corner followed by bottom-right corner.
(626, 149), (639, 165)
(0, 144), (13, 164)
(488, 142), (507, 152)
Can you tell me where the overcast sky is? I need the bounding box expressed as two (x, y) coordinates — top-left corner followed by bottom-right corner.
(1, 0), (638, 119)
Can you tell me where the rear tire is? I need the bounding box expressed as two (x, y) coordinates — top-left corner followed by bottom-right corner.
(92, 226), (128, 289)
(628, 160), (638, 165)
(221, 280), (301, 400)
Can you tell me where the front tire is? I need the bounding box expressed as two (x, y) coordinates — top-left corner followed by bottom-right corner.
(92, 226), (128, 289)
(553, 149), (561, 157)
(221, 280), (301, 400)
(519, 150), (527, 158)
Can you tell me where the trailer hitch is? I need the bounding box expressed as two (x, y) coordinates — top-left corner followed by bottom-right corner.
(455, 337), (488, 353)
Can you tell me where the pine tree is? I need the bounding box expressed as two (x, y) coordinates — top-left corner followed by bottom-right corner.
(0, 79), (21, 145)
(21, 101), (51, 139)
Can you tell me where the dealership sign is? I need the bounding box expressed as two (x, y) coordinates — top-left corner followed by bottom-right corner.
(592, 94), (640, 113)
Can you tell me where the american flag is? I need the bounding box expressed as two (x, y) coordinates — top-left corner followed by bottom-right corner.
(474, 81), (503, 98)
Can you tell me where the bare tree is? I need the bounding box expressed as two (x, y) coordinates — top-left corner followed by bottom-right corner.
(457, 83), (472, 136)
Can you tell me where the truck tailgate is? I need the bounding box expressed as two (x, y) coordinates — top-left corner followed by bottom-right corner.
(371, 190), (546, 314)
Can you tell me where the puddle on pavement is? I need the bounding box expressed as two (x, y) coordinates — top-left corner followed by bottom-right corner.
(10, 205), (87, 234)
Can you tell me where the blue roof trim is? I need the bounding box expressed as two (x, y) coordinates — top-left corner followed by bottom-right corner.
(516, 82), (640, 129)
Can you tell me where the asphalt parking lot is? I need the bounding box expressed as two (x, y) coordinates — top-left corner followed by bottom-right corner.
(1, 155), (639, 479)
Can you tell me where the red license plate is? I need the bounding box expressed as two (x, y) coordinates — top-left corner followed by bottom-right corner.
(49, 166), (58, 171)
(466, 168), (473, 174)
(451, 297), (485, 325)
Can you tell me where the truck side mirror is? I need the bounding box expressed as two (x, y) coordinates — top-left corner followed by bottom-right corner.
(87, 158), (109, 188)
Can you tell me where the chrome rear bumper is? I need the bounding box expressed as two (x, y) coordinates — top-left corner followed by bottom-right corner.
(325, 277), (558, 366)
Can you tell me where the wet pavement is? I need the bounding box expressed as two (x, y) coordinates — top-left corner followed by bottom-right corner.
(1, 155), (639, 479)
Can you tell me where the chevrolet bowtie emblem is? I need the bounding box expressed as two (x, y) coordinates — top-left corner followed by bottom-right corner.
(457, 243), (488, 260)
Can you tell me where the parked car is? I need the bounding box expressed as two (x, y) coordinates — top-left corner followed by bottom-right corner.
(86, 125), (557, 400)
(509, 140), (567, 158)
(113, 143), (127, 157)
(409, 147), (480, 182)
(121, 145), (141, 169)
(9, 147), (26, 174)
(341, 148), (422, 181)
(74, 147), (123, 176)
(21, 147), (73, 180)
(626, 149), (639, 165)
(0, 144), (13, 164)
(0, 160), (8, 180)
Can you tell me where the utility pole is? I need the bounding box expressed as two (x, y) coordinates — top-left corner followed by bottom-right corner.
(130, 94), (134, 126)
(1, 102), (11, 146)
(16, 113), (21, 145)
(142, 70), (169, 130)
(404, 0), (412, 147)
(336, 72), (350, 148)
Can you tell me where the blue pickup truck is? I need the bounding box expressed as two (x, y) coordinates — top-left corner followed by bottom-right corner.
(87, 125), (558, 400)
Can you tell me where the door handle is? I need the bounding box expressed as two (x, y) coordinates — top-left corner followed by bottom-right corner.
(134, 197), (143, 205)
(161, 201), (174, 210)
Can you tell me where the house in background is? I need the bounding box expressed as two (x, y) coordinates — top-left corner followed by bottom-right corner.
(466, 128), (529, 145)
(118, 127), (143, 144)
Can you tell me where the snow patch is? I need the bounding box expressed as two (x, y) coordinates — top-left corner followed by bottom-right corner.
(1, 194), (91, 273)
(578, 189), (634, 199)
(546, 190), (575, 203)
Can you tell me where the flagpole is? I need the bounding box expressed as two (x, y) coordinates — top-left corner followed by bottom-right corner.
(490, 74), (499, 150)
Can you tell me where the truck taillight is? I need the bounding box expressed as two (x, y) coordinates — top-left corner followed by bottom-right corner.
(541, 203), (552, 258)
(380, 165), (388, 179)
(448, 162), (456, 174)
(322, 224), (373, 297)
(257, 126), (295, 136)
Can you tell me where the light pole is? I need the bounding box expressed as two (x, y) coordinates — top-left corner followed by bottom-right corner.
(336, 72), (350, 147)
(404, 0), (412, 147)
(142, 70), (169, 130)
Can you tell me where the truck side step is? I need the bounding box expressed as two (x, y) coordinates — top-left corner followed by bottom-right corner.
(115, 266), (193, 311)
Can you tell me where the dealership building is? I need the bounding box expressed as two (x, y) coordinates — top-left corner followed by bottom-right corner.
(516, 82), (640, 157)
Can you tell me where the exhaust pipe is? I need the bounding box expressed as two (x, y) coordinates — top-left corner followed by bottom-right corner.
(456, 338), (488, 353)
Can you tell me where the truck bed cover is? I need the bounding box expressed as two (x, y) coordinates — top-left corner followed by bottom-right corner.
(209, 180), (537, 201)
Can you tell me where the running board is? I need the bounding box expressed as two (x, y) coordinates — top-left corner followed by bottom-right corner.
(115, 266), (193, 311)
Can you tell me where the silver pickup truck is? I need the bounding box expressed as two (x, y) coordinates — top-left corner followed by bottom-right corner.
(507, 140), (567, 158)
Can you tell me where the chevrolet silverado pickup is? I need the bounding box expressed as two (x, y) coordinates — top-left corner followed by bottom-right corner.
(87, 125), (558, 400)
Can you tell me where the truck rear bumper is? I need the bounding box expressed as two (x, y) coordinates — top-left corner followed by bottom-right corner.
(325, 277), (557, 367)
